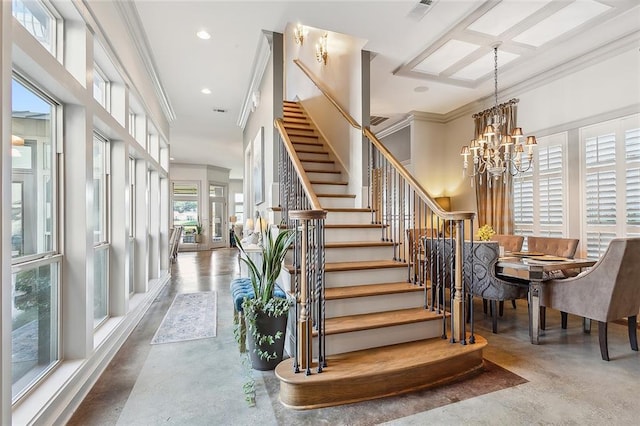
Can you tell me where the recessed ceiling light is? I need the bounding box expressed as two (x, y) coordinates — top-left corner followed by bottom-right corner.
(170, 157), (175, 161)
(196, 30), (211, 40)
(201, 88), (211, 95)
(414, 86), (429, 93)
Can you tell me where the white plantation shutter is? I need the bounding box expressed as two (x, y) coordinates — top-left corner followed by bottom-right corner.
(626, 168), (640, 225)
(513, 134), (566, 240)
(585, 170), (616, 225)
(538, 145), (563, 228)
(513, 173), (533, 225)
(581, 115), (640, 258)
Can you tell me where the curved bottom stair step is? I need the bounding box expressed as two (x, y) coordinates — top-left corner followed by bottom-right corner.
(275, 334), (487, 409)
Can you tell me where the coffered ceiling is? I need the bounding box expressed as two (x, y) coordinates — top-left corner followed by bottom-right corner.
(133, 0), (640, 179)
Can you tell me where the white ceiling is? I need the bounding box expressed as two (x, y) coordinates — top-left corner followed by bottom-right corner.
(134, 0), (640, 179)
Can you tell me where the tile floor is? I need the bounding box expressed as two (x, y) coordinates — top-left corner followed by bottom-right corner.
(68, 249), (640, 425)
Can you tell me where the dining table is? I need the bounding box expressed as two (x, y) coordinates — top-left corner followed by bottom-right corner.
(496, 253), (597, 344)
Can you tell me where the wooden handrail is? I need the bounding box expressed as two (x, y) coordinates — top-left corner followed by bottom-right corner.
(363, 127), (475, 222)
(292, 59), (474, 223)
(274, 118), (324, 212)
(293, 59), (361, 130)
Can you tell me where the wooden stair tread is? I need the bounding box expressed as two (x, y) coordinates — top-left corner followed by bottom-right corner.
(310, 180), (348, 185)
(324, 241), (395, 248)
(287, 130), (317, 137)
(284, 123), (313, 130)
(317, 193), (356, 198)
(291, 140), (321, 146)
(305, 169), (341, 174)
(301, 159), (335, 164)
(323, 307), (444, 335)
(275, 335), (487, 409)
(325, 282), (424, 300)
(296, 148), (329, 155)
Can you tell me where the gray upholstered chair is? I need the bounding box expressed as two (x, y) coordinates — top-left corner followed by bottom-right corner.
(527, 236), (580, 329)
(491, 234), (524, 253)
(540, 238), (640, 361)
(463, 241), (529, 333)
(490, 234), (525, 311)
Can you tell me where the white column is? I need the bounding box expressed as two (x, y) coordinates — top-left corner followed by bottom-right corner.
(110, 140), (128, 316)
(134, 159), (149, 292)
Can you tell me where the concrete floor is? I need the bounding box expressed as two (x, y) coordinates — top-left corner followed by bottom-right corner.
(69, 249), (640, 425)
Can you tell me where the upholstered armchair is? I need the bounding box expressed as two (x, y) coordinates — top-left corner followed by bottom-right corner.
(540, 238), (640, 361)
(491, 234), (524, 253)
(463, 241), (529, 333)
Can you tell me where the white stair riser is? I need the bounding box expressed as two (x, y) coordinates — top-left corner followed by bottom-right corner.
(306, 171), (342, 182)
(325, 211), (372, 225)
(312, 183), (348, 195)
(316, 320), (443, 356)
(325, 267), (407, 287)
(302, 161), (335, 172)
(298, 152), (329, 162)
(324, 245), (395, 263)
(319, 196), (355, 209)
(326, 292), (423, 318)
(293, 143), (325, 152)
(325, 227), (383, 242)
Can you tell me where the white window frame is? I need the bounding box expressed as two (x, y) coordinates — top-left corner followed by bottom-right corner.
(12, 0), (60, 56)
(93, 65), (110, 110)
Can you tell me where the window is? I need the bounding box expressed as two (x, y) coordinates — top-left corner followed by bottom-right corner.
(234, 192), (244, 224)
(12, 0), (57, 55)
(128, 110), (136, 138)
(11, 76), (60, 400)
(514, 132), (568, 248)
(93, 65), (109, 110)
(128, 158), (136, 295)
(580, 114), (640, 258)
(93, 133), (110, 326)
(172, 182), (199, 243)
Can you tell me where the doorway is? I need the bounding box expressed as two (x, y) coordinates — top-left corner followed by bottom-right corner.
(209, 183), (227, 249)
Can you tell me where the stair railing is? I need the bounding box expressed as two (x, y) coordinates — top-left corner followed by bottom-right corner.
(274, 118), (328, 374)
(292, 59), (477, 344)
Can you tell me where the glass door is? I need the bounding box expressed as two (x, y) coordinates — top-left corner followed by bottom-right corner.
(209, 184), (227, 248)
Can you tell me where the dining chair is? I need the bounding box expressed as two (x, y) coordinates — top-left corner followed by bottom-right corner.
(540, 238), (640, 360)
(490, 234), (525, 313)
(463, 241), (529, 333)
(491, 234), (524, 253)
(526, 236), (580, 329)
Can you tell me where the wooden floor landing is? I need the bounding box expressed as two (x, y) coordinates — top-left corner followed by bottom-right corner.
(275, 334), (487, 410)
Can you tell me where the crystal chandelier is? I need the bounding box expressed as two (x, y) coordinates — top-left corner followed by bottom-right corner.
(461, 44), (536, 183)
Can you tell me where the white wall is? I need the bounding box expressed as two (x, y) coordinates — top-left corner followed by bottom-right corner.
(285, 24), (367, 204)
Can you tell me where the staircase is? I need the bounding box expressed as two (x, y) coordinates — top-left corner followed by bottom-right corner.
(275, 101), (486, 409)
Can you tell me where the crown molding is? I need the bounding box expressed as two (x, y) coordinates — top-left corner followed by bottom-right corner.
(237, 31), (273, 129)
(113, 0), (176, 123)
(375, 115), (412, 138)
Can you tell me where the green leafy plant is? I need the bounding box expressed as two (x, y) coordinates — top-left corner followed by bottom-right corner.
(235, 223), (296, 362)
(195, 223), (203, 235)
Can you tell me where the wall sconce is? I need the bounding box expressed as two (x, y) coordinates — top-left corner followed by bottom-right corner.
(316, 33), (328, 65)
(294, 24), (305, 45)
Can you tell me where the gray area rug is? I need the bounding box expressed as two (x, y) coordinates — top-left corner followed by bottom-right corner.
(151, 291), (217, 344)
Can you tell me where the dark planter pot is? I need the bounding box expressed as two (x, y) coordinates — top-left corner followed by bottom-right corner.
(246, 311), (288, 371)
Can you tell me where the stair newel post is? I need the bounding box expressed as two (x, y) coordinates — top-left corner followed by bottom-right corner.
(452, 219), (466, 343)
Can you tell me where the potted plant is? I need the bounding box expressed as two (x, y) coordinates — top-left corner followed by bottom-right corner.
(235, 223), (296, 370)
(194, 223), (204, 243)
